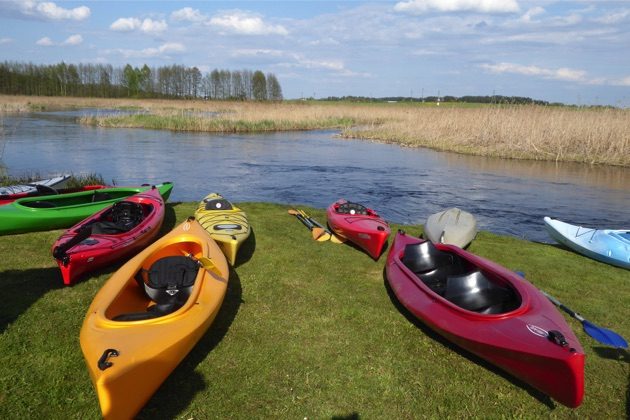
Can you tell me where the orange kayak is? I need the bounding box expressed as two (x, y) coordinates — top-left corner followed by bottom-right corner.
(80, 217), (229, 419)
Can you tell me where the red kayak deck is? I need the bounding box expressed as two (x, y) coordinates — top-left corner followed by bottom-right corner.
(386, 231), (584, 408)
(326, 199), (390, 259)
(52, 186), (166, 286)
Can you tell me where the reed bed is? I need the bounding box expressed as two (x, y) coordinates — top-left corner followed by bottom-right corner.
(343, 105), (630, 167)
(2, 95), (629, 166)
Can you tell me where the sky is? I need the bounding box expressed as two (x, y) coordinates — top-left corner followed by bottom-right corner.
(1, 0), (629, 106)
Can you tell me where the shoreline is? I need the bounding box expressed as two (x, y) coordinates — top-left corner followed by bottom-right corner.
(2, 95), (629, 167)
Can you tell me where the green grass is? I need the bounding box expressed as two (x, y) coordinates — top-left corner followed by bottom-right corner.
(0, 202), (627, 418)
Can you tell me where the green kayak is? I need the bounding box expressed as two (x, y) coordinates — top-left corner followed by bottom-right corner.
(0, 182), (173, 235)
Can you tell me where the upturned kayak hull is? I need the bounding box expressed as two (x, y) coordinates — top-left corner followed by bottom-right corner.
(52, 187), (167, 286)
(194, 193), (250, 265)
(326, 199), (390, 259)
(0, 174), (70, 196)
(544, 217), (630, 269)
(386, 231), (584, 408)
(0, 182), (172, 235)
(80, 218), (229, 419)
(424, 207), (477, 248)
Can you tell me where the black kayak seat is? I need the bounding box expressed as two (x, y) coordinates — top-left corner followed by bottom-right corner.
(444, 271), (517, 314)
(336, 202), (368, 215)
(402, 241), (467, 294)
(113, 256), (199, 322)
(90, 201), (146, 234)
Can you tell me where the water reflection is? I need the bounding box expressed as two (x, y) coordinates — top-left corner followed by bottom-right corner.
(1, 111), (628, 242)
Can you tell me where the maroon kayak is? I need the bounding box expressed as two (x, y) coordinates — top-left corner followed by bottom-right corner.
(386, 230), (584, 408)
(0, 184), (107, 206)
(326, 199), (390, 259)
(52, 186), (166, 286)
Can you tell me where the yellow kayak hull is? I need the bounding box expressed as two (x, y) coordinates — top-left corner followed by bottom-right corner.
(80, 218), (229, 419)
(194, 193), (251, 265)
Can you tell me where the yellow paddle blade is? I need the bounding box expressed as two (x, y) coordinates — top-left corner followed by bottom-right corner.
(196, 256), (223, 277)
(328, 232), (346, 244)
(312, 227), (331, 242)
(182, 251), (223, 277)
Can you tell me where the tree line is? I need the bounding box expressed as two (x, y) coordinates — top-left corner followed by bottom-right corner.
(0, 61), (283, 101)
(321, 95), (552, 106)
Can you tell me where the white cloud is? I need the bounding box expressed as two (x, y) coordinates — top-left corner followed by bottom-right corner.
(209, 11), (288, 35)
(232, 48), (285, 58)
(110, 17), (139, 32)
(481, 62), (589, 83)
(171, 7), (207, 22)
(614, 76), (630, 87)
(520, 6), (544, 23)
(35, 34), (83, 47)
(394, 0), (520, 14)
(594, 9), (630, 24)
(63, 34), (83, 45)
(0, 37), (13, 45)
(110, 17), (167, 34)
(16, 1), (90, 21)
(36, 36), (54, 46)
(115, 42), (186, 59)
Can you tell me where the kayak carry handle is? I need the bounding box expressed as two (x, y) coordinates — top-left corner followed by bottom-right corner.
(97, 348), (119, 371)
(52, 224), (93, 264)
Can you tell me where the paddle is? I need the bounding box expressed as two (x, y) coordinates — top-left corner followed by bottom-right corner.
(184, 252), (223, 277)
(287, 209), (330, 242)
(515, 272), (627, 348)
(297, 209), (346, 244)
(542, 291), (627, 349)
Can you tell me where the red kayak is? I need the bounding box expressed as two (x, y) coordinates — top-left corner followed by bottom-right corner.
(52, 186), (166, 286)
(326, 199), (390, 259)
(0, 184), (107, 206)
(386, 230), (584, 408)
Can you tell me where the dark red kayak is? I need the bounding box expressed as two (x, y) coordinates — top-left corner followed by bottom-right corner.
(326, 199), (390, 259)
(0, 184), (107, 206)
(386, 230), (584, 408)
(52, 186), (166, 286)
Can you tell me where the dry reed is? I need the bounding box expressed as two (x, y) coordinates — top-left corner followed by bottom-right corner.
(2, 95), (629, 167)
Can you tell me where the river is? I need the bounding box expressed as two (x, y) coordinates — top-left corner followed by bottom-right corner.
(1, 110), (628, 242)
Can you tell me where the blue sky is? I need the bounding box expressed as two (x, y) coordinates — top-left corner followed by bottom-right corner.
(1, 0), (629, 106)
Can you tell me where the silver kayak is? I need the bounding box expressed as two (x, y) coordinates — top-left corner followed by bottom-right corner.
(424, 207), (478, 248)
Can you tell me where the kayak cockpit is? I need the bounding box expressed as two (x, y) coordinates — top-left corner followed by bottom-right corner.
(402, 241), (520, 314)
(19, 189), (128, 209)
(104, 241), (204, 322)
(87, 201), (153, 235)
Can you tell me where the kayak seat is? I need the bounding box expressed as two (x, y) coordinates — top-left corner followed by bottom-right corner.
(444, 271), (517, 314)
(113, 256), (199, 321)
(336, 202), (368, 215)
(403, 241), (467, 295)
(204, 198), (233, 211)
(90, 201), (146, 234)
(92, 191), (112, 202)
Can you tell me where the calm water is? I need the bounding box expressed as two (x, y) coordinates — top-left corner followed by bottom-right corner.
(1, 110), (629, 242)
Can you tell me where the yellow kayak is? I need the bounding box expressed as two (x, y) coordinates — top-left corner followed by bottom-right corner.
(80, 217), (229, 419)
(194, 193), (251, 265)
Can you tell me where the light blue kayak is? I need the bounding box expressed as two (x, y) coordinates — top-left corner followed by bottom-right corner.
(544, 217), (630, 269)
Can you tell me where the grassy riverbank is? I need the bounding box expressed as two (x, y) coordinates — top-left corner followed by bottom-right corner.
(0, 202), (628, 418)
(2, 95), (629, 166)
